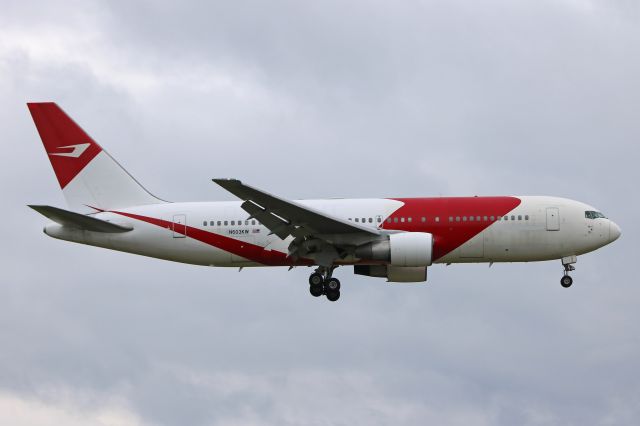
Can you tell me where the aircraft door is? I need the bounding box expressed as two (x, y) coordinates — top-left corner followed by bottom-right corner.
(546, 208), (560, 231)
(172, 214), (187, 238)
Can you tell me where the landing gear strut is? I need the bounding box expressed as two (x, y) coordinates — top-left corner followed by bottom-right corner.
(308, 266), (340, 301)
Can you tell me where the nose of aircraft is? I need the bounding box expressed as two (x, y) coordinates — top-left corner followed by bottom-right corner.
(609, 220), (622, 242)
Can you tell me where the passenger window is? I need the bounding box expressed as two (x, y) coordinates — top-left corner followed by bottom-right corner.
(518, 215), (522, 220)
(469, 216), (474, 221)
(435, 217), (440, 222)
(355, 218), (359, 222)
(224, 221), (228, 226)
(449, 216), (453, 222)
(377, 217), (382, 223)
(401, 217), (405, 223)
(490, 216), (494, 221)
(387, 218), (391, 223)
(483, 216), (488, 221)
(368, 218), (372, 223)
(408, 217), (412, 223)
(462, 216), (467, 222)
(456, 216), (460, 222)
(231, 221), (235, 225)
(476, 216), (481, 221)
(525, 215), (529, 220)
(362, 218), (366, 223)
(511, 215), (515, 221)
(217, 221), (221, 226)
(421, 217), (426, 223)
(504, 216), (508, 221)
(394, 218), (398, 223)
(203, 221), (207, 226)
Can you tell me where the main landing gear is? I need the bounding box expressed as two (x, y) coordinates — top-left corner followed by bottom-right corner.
(308, 266), (340, 302)
(560, 257), (576, 288)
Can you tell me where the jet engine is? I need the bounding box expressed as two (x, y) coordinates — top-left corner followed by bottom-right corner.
(354, 232), (434, 267)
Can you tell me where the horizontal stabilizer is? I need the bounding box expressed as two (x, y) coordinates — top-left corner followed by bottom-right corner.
(28, 205), (133, 233)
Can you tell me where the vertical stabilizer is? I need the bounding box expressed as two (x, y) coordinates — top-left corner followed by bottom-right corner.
(28, 102), (165, 212)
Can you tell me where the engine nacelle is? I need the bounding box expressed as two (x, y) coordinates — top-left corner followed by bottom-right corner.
(355, 232), (433, 267)
(354, 265), (427, 283)
(389, 232), (433, 267)
(387, 265), (427, 282)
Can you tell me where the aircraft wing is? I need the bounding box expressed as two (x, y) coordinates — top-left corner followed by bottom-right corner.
(212, 179), (381, 241)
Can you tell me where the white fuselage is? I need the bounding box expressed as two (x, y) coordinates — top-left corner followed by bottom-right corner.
(42, 196), (620, 268)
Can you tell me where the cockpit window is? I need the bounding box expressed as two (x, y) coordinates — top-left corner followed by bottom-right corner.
(585, 211), (606, 219)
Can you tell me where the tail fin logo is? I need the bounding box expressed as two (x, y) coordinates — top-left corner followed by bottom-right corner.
(48, 143), (91, 158)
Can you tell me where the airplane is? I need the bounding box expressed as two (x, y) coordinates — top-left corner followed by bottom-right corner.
(27, 102), (621, 302)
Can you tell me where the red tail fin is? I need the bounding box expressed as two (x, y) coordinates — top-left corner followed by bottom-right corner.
(28, 102), (164, 211)
(27, 102), (102, 189)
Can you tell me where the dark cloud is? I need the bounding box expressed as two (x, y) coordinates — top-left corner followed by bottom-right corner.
(0, 1), (638, 425)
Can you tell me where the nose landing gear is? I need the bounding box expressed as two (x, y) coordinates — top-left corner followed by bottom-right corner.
(560, 257), (576, 288)
(308, 266), (340, 301)
(560, 273), (573, 288)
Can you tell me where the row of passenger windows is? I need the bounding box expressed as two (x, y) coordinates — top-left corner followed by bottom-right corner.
(203, 219), (258, 227)
(449, 214), (529, 222)
(204, 214), (531, 228)
(349, 217), (382, 223)
(384, 214), (530, 224)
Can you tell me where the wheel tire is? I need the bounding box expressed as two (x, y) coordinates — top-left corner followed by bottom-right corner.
(326, 290), (340, 302)
(325, 278), (341, 291)
(309, 273), (324, 286)
(309, 283), (324, 297)
(560, 275), (573, 288)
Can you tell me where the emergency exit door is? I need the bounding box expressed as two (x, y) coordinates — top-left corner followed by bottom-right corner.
(172, 214), (187, 238)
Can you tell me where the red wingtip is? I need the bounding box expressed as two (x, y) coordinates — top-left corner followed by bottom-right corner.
(28, 103), (102, 189)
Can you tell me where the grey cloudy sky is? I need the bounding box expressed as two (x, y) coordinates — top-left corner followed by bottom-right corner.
(1, 0), (639, 425)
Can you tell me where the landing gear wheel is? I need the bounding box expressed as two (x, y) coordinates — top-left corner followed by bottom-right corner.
(560, 275), (573, 288)
(309, 283), (324, 297)
(325, 278), (341, 292)
(309, 273), (324, 286)
(326, 290), (340, 302)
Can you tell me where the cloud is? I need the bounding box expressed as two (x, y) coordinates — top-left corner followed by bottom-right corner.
(0, 0), (639, 425)
(0, 390), (143, 426)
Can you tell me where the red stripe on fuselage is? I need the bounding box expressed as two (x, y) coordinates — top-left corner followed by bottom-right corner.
(111, 210), (312, 266)
(112, 196), (520, 267)
(383, 197), (521, 261)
